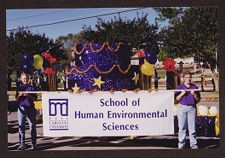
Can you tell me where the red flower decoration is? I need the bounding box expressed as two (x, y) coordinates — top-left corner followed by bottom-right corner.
(41, 51), (57, 63)
(44, 67), (55, 75)
(41, 52), (52, 58)
(137, 50), (145, 58)
(48, 57), (57, 63)
(162, 58), (176, 72)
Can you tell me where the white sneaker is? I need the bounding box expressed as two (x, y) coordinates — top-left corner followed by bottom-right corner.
(17, 145), (26, 151)
(191, 145), (198, 149)
(31, 144), (37, 150)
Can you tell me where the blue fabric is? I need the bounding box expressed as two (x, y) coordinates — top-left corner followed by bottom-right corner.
(17, 85), (36, 107)
(17, 106), (37, 146)
(177, 104), (197, 148)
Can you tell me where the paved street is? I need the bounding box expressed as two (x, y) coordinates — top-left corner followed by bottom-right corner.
(7, 86), (219, 151)
(8, 109), (219, 151)
(7, 85), (219, 151)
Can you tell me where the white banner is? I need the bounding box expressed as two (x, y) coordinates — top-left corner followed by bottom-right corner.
(42, 91), (174, 137)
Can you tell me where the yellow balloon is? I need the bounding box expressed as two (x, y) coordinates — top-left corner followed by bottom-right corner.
(33, 54), (43, 70)
(141, 59), (154, 76)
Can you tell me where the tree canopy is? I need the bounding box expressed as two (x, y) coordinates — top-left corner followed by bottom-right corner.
(7, 8), (218, 73)
(157, 7), (218, 69)
(6, 28), (67, 73)
(82, 14), (159, 49)
(56, 13), (159, 59)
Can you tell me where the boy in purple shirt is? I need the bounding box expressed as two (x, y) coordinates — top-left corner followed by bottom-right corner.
(16, 72), (37, 150)
(175, 71), (201, 149)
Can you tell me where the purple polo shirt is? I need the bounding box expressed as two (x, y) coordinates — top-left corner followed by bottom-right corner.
(176, 83), (200, 105)
(16, 84), (37, 107)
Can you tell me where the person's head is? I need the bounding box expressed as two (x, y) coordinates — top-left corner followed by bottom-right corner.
(183, 71), (192, 85)
(20, 72), (30, 85)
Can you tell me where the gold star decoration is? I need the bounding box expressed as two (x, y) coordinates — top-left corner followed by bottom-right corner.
(72, 83), (80, 93)
(132, 72), (139, 85)
(85, 50), (89, 54)
(93, 76), (105, 89)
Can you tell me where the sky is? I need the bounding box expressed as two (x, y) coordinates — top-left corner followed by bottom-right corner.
(6, 8), (169, 41)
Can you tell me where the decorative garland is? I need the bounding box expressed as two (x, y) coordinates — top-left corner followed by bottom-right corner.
(72, 42), (123, 55)
(106, 42), (122, 52)
(66, 64), (131, 75)
(89, 42), (106, 53)
(73, 43), (87, 55)
(117, 65), (131, 74)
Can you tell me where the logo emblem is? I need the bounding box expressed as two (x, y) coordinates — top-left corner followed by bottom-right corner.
(48, 99), (69, 130)
(49, 99), (68, 116)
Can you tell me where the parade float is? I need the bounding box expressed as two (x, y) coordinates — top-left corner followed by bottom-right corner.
(63, 42), (219, 137)
(18, 42), (219, 137)
(65, 42), (157, 91)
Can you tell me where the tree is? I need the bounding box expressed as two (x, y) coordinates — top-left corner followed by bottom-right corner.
(56, 32), (86, 48)
(55, 14), (159, 62)
(55, 32), (86, 64)
(82, 14), (159, 52)
(154, 7), (185, 22)
(157, 7), (218, 69)
(157, 7), (218, 90)
(6, 28), (67, 73)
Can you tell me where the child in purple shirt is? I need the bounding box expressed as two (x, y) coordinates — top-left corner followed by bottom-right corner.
(16, 72), (37, 150)
(175, 71), (201, 149)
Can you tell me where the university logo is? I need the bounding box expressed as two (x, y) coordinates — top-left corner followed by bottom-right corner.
(49, 99), (68, 116)
(48, 99), (69, 130)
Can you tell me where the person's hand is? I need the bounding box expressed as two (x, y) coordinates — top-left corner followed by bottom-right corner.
(22, 92), (28, 96)
(190, 90), (195, 95)
(18, 92), (22, 97)
(180, 90), (186, 96)
(19, 92), (27, 96)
